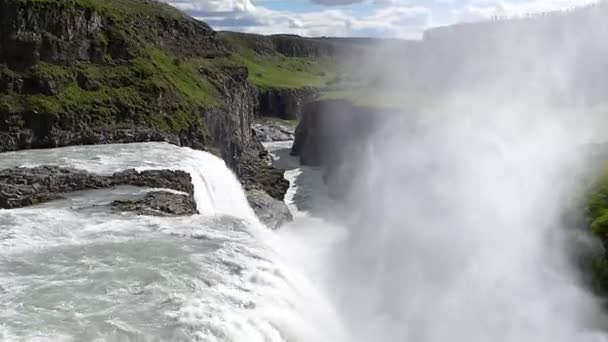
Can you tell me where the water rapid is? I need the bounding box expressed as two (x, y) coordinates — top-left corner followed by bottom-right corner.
(0, 142), (341, 342)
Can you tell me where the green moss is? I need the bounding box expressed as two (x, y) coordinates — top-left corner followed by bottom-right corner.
(587, 170), (608, 236)
(0, 94), (22, 115)
(592, 256), (608, 294)
(585, 167), (608, 294)
(30, 63), (70, 80)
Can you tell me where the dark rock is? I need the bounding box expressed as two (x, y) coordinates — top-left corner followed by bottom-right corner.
(0, 1), (293, 206)
(247, 189), (292, 229)
(252, 122), (294, 142)
(111, 169), (194, 195)
(112, 191), (198, 216)
(0, 2), (105, 68)
(0, 127), (183, 153)
(292, 100), (382, 166)
(258, 87), (318, 120)
(201, 63), (258, 171)
(0, 165), (196, 210)
(291, 99), (398, 198)
(238, 148), (290, 201)
(0, 0), (222, 68)
(0, 166), (109, 208)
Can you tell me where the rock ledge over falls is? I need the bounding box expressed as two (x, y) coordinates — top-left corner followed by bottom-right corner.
(0, 166), (197, 215)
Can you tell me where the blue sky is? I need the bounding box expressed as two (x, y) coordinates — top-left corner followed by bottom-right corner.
(165, 0), (597, 39)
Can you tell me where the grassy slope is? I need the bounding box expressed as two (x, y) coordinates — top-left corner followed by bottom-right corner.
(216, 32), (335, 90)
(0, 0), (339, 139)
(1, 49), (219, 131)
(1, 0), (224, 138)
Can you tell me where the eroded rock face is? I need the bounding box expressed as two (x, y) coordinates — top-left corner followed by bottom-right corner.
(0, 166), (195, 210)
(291, 100), (399, 199)
(246, 189), (292, 229)
(252, 122), (294, 142)
(112, 191), (197, 216)
(0, 0), (221, 68)
(258, 87), (318, 120)
(0, 166), (109, 208)
(111, 169), (194, 195)
(0, 128), (184, 153)
(292, 100), (381, 167)
(238, 147), (290, 201)
(0, 1), (106, 67)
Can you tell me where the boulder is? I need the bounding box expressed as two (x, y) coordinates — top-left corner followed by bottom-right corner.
(112, 191), (198, 216)
(247, 189), (292, 229)
(252, 122), (295, 142)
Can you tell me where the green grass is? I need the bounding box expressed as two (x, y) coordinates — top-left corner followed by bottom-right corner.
(148, 47), (218, 106)
(0, 44), (220, 134)
(13, 0), (185, 21)
(232, 53), (333, 89)
(217, 32), (336, 90)
(1, 0), (348, 143)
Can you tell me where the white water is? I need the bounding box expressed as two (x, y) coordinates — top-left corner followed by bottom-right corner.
(2, 138), (608, 342)
(0, 142), (341, 342)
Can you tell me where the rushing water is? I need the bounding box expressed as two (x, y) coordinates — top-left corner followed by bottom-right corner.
(0, 143), (342, 342)
(2, 138), (608, 342)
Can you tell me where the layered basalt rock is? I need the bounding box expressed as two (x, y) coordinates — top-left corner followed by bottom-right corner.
(112, 191), (197, 216)
(0, 165), (195, 210)
(257, 87), (318, 120)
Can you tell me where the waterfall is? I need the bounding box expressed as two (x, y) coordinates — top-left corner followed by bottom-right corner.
(0, 142), (343, 341)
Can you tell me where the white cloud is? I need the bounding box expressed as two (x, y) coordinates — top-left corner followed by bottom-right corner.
(162, 0), (598, 38)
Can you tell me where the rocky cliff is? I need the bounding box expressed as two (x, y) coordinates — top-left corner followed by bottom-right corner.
(258, 87), (318, 120)
(0, 0), (292, 206)
(291, 99), (401, 198)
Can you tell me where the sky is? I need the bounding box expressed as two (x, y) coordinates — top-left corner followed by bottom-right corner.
(164, 0), (599, 39)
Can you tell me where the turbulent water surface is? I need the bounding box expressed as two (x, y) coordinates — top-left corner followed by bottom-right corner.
(2, 137), (608, 342)
(0, 142), (341, 342)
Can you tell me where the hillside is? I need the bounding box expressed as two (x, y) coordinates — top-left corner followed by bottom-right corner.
(0, 0), (345, 151)
(0, 0), (366, 202)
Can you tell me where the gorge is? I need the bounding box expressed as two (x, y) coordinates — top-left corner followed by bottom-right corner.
(2, 0), (608, 341)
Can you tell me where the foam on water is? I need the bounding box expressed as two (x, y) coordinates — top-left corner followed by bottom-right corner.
(0, 142), (341, 341)
(0, 142), (255, 219)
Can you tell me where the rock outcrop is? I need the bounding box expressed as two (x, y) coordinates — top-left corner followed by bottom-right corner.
(258, 87), (318, 120)
(252, 122), (295, 142)
(0, 127), (182, 152)
(0, 166), (195, 210)
(0, 0), (293, 213)
(0, 0), (221, 68)
(112, 191), (197, 216)
(239, 147), (290, 200)
(291, 99), (400, 198)
(292, 100), (381, 166)
(246, 189), (293, 229)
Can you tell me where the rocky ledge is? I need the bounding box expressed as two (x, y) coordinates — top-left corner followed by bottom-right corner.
(0, 166), (196, 214)
(252, 122), (295, 142)
(246, 189), (293, 229)
(112, 191), (197, 217)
